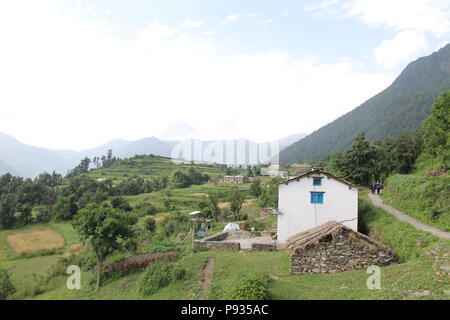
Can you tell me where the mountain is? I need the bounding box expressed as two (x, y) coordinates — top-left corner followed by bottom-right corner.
(0, 133), (79, 178)
(280, 44), (450, 164)
(0, 132), (305, 178)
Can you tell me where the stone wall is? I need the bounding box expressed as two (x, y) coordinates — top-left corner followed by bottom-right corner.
(194, 239), (240, 251)
(290, 229), (397, 274)
(202, 232), (229, 242)
(251, 243), (276, 251)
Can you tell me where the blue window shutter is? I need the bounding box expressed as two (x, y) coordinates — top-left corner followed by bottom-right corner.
(318, 193), (324, 204)
(313, 177), (322, 186)
(311, 192), (324, 204)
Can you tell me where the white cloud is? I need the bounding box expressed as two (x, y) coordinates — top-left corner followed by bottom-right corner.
(0, 0), (394, 150)
(248, 13), (260, 18)
(265, 19), (273, 24)
(308, 0), (450, 36)
(374, 30), (429, 68)
(307, 0), (450, 68)
(223, 14), (238, 24)
(281, 9), (289, 17)
(182, 18), (205, 28)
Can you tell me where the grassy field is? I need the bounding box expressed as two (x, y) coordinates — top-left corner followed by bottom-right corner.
(27, 190), (450, 300)
(86, 155), (238, 183)
(2, 154), (448, 300)
(7, 230), (64, 256)
(125, 182), (253, 215)
(0, 222), (80, 296)
(382, 174), (450, 231)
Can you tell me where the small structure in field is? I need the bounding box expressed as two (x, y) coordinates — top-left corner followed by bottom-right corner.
(260, 165), (289, 178)
(277, 168), (358, 246)
(221, 175), (248, 184)
(287, 221), (397, 274)
(194, 230), (276, 251)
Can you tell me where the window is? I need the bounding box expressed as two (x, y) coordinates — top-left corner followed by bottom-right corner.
(310, 192), (324, 204)
(313, 177), (323, 186)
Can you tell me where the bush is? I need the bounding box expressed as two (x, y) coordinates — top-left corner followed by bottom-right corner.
(248, 219), (265, 231)
(383, 174), (450, 231)
(228, 274), (271, 300)
(32, 205), (52, 223)
(359, 195), (439, 261)
(139, 261), (187, 296)
(143, 217), (156, 235)
(0, 268), (15, 300)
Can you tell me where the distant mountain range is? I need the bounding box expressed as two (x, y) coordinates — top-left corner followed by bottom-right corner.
(280, 44), (450, 164)
(0, 132), (306, 178)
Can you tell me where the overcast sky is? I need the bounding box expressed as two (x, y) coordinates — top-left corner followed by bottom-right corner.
(0, 0), (449, 150)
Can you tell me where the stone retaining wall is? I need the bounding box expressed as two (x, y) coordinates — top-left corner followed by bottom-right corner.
(194, 239), (240, 251)
(251, 243), (276, 251)
(290, 230), (397, 274)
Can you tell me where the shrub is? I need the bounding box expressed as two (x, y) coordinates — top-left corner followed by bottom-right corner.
(143, 217), (156, 235)
(139, 261), (187, 296)
(228, 274), (271, 300)
(0, 268), (15, 300)
(248, 219), (265, 231)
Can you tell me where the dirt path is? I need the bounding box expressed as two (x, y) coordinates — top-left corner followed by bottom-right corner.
(199, 257), (215, 298)
(368, 193), (450, 240)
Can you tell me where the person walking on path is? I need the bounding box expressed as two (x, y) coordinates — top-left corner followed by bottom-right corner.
(375, 181), (383, 195)
(371, 182), (376, 194)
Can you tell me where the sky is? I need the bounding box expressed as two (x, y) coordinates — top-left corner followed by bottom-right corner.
(0, 0), (449, 151)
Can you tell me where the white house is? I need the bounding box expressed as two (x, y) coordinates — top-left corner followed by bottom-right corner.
(277, 168), (358, 246)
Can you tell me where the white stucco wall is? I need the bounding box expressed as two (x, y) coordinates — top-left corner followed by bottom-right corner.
(277, 174), (358, 245)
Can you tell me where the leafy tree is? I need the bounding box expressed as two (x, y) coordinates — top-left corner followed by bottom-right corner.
(421, 90), (450, 169)
(52, 196), (78, 221)
(171, 170), (192, 188)
(246, 165), (253, 177)
(143, 217), (156, 236)
(0, 194), (16, 229)
(72, 202), (137, 290)
(336, 132), (375, 186)
(249, 179), (262, 198)
(110, 197), (132, 212)
(199, 193), (222, 221)
(0, 268), (15, 300)
(257, 178), (281, 208)
(230, 188), (244, 218)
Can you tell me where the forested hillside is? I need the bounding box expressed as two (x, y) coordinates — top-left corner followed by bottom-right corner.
(280, 44), (450, 164)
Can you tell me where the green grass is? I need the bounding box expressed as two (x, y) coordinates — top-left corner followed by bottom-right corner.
(48, 222), (80, 248)
(381, 174), (450, 231)
(126, 182), (252, 215)
(0, 222), (78, 297)
(85, 155), (239, 183)
(29, 190), (450, 300)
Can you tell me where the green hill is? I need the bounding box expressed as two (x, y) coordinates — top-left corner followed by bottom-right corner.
(85, 155), (229, 183)
(280, 44), (450, 164)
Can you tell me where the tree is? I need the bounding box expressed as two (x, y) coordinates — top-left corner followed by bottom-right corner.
(72, 202), (137, 290)
(110, 196), (132, 212)
(249, 179), (262, 197)
(422, 90), (450, 169)
(246, 165), (253, 177)
(337, 132), (375, 186)
(171, 170), (192, 188)
(0, 268), (15, 300)
(230, 188), (244, 218)
(257, 178), (282, 208)
(52, 196), (78, 221)
(143, 217), (156, 236)
(199, 192), (222, 221)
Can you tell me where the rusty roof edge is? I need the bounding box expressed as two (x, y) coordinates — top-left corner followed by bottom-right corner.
(279, 169), (359, 189)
